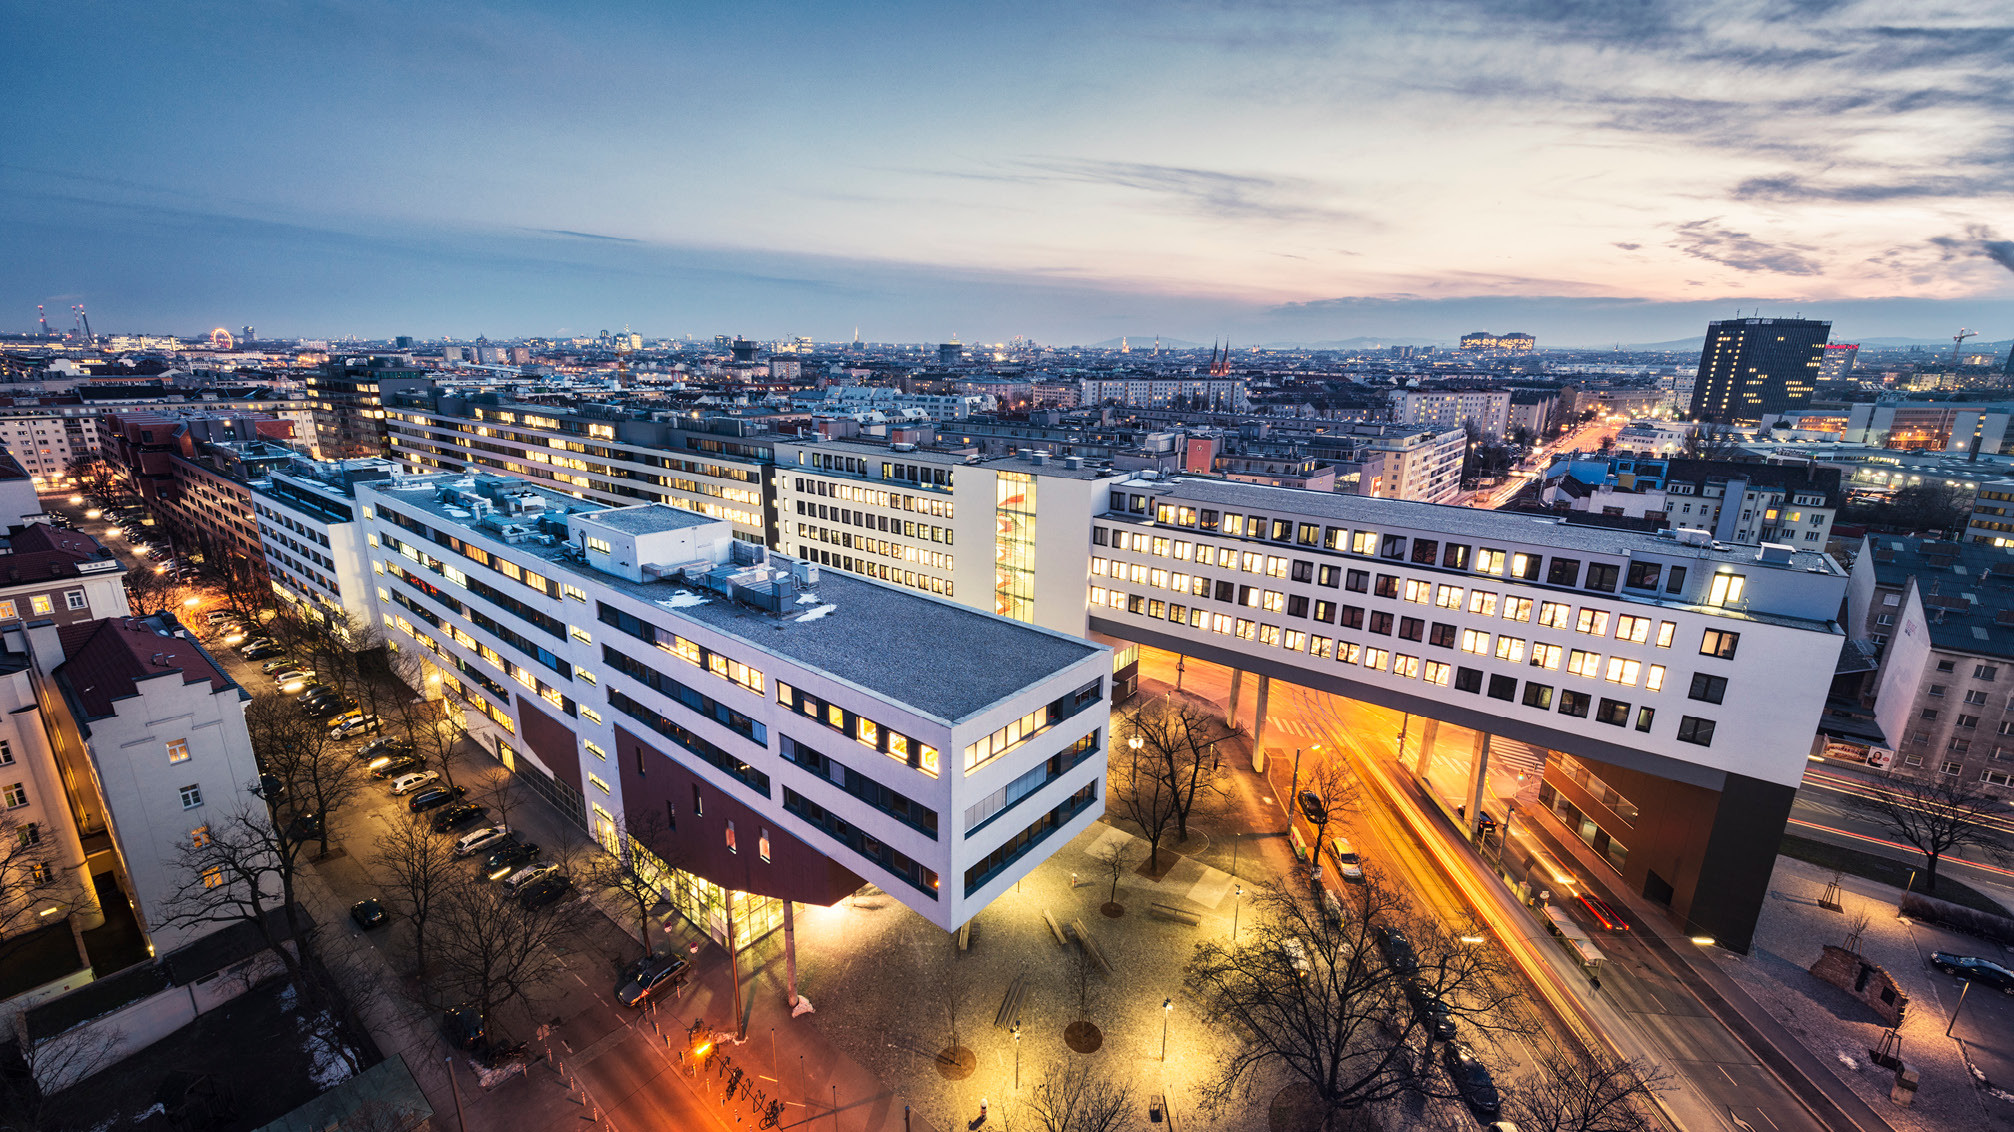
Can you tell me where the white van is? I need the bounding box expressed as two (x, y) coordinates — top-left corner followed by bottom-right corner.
(389, 770), (440, 796)
(455, 825), (511, 858)
(502, 862), (560, 892)
(1330, 837), (1364, 882)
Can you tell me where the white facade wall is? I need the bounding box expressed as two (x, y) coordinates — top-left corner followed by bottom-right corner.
(252, 481), (375, 631)
(1388, 389), (1512, 440)
(0, 407), (102, 483)
(0, 665), (99, 935)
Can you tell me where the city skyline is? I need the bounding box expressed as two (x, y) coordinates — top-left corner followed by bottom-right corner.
(5, 1), (2012, 345)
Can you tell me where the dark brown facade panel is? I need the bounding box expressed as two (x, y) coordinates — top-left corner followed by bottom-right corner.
(515, 693), (583, 796)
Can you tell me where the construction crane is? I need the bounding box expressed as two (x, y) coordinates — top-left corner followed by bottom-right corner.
(36, 305), (49, 337)
(1954, 327), (1978, 364)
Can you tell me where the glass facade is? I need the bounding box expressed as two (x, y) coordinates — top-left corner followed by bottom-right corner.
(631, 837), (785, 947)
(994, 471), (1036, 623)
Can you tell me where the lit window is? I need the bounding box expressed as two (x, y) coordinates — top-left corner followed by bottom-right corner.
(28, 595), (51, 616)
(589, 773), (611, 794)
(167, 738), (191, 764)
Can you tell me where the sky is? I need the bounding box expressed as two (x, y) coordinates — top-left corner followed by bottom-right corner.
(3, 0), (2012, 347)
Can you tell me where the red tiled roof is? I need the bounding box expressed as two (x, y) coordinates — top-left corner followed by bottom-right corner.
(56, 617), (232, 720)
(0, 524), (119, 585)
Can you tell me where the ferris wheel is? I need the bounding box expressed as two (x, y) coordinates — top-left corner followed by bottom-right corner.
(210, 328), (235, 350)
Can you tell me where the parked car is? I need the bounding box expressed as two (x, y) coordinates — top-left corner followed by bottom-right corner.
(482, 840), (541, 879)
(260, 657), (297, 674)
(369, 756), (422, 779)
(1328, 837), (1364, 883)
(517, 873), (573, 909)
(455, 825), (512, 858)
(441, 1004), (486, 1052)
(350, 898), (388, 930)
(431, 802), (489, 833)
(1374, 925), (1419, 977)
(1297, 791), (1328, 825)
(1279, 937), (1312, 977)
(358, 738), (414, 762)
(270, 668), (315, 685)
(1575, 892), (1629, 933)
(331, 714), (380, 739)
(242, 643), (284, 660)
(1930, 953), (2014, 993)
(389, 770), (441, 796)
(237, 636), (275, 653)
(615, 954), (691, 1008)
(502, 862), (560, 892)
(304, 698), (355, 719)
(406, 785), (467, 813)
(1442, 1041), (1502, 1118)
(1405, 980), (1457, 1040)
(206, 610), (234, 625)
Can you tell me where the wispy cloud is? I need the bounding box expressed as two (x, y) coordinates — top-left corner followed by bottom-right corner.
(522, 228), (642, 243)
(1668, 219), (1822, 275)
(1932, 226), (2014, 276)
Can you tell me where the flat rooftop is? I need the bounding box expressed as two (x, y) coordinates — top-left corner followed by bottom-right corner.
(371, 476), (1103, 721)
(580, 503), (717, 535)
(1125, 475), (1842, 575)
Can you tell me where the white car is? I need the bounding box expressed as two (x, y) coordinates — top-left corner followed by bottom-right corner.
(502, 862), (560, 891)
(388, 770), (440, 796)
(454, 825), (511, 858)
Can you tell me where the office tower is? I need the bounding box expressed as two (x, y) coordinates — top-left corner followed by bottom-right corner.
(1817, 343), (1859, 381)
(1687, 317), (1830, 425)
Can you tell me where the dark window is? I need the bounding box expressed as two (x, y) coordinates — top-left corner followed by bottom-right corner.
(1129, 494), (1147, 514)
(1559, 690), (1591, 717)
(1442, 543), (1470, 570)
(1677, 716), (1716, 746)
(1380, 534), (1407, 559)
(1626, 560), (1661, 590)
(1700, 629), (1740, 659)
(1688, 673), (1728, 704)
(1428, 622), (1456, 648)
(1410, 539), (1439, 565)
(1523, 682), (1554, 709)
(1313, 600), (1336, 623)
(1455, 667), (1483, 693)
(1341, 605), (1365, 629)
(1368, 611), (1393, 635)
(1346, 569), (1369, 593)
(1318, 565), (1340, 588)
(1488, 674), (1518, 701)
(1665, 565), (1688, 594)
(1291, 560), (1314, 583)
(1596, 698), (1631, 726)
(1092, 527), (1108, 546)
(1635, 706), (1655, 732)
(1585, 563), (1619, 593)
(1199, 509), (1219, 531)
(1548, 558), (1582, 587)
(1374, 574), (1399, 598)
(1287, 595), (1310, 618)
(1215, 580), (1236, 603)
(1514, 553), (1543, 581)
(1398, 616), (1424, 641)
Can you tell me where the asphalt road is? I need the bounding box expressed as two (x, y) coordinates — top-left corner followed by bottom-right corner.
(1793, 767), (2014, 893)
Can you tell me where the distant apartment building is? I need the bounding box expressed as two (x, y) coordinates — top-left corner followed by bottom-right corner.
(1458, 331), (1535, 353)
(1506, 390), (1558, 439)
(356, 475), (1110, 942)
(1688, 318), (1830, 425)
(1077, 377), (1249, 413)
(250, 459), (392, 633)
(1818, 343), (1860, 382)
(1327, 425), (1466, 505)
(306, 361), (434, 459)
(1387, 388), (1511, 440)
(1837, 401), (2014, 455)
(0, 401), (101, 487)
(1542, 457), (1840, 547)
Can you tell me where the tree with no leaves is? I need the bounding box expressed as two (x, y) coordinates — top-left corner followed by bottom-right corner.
(1109, 738), (1180, 873)
(583, 808), (680, 952)
(373, 813), (462, 978)
(157, 801), (319, 1002)
(377, 646), (471, 790)
(1095, 837), (1136, 909)
(1507, 1047), (1668, 1132)
(1019, 1058), (1135, 1132)
(1842, 773), (2008, 894)
(431, 868), (582, 1028)
(1183, 879), (1524, 1128)
(1125, 695), (1240, 843)
(1296, 754), (1358, 877)
(245, 693), (364, 858)
(0, 808), (92, 972)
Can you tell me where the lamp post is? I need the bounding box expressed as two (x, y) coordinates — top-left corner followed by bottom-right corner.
(1232, 884), (1243, 942)
(1161, 998), (1173, 1061)
(1013, 1019), (1022, 1088)
(1948, 980), (1973, 1036)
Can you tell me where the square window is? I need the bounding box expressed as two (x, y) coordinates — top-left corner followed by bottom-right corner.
(1677, 716), (1716, 746)
(1454, 667), (1483, 693)
(1547, 558), (1582, 587)
(1487, 674), (1518, 701)
(1688, 674), (1727, 704)
(179, 783), (204, 809)
(1558, 690), (1591, 717)
(1699, 629), (1739, 659)
(1523, 683), (1554, 709)
(1596, 698), (1631, 726)
(167, 738), (190, 764)
(63, 590), (86, 611)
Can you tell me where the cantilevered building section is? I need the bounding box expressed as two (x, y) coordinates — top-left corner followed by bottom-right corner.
(356, 475), (1111, 937)
(1087, 477), (1846, 951)
(1688, 317), (1830, 425)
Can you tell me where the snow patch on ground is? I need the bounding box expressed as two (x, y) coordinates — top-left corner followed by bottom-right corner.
(1837, 1052), (1859, 1071)
(656, 591), (709, 609)
(796, 592), (821, 604)
(795, 604), (836, 623)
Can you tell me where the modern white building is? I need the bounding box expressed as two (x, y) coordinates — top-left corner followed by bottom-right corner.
(356, 474), (1111, 945)
(249, 458), (391, 634)
(1077, 377), (1250, 412)
(1387, 388), (1513, 440)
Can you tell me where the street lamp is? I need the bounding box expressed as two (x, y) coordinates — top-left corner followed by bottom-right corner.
(1161, 998), (1173, 1061)
(1948, 980), (1973, 1036)
(1233, 884), (1243, 942)
(1013, 1018), (1022, 1088)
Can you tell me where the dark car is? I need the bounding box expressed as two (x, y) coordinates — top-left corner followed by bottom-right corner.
(289, 810), (325, 840)
(1374, 925), (1419, 977)
(1442, 1041), (1501, 1117)
(370, 757), (423, 780)
(1297, 791), (1328, 825)
(305, 699), (356, 719)
(1576, 892), (1629, 933)
(1405, 980), (1457, 1040)
(483, 840), (542, 880)
(517, 873), (573, 908)
(615, 954), (691, 1008)
(293, 683), (336, 702)
(242, 643), (284, 660)
(407, 785), (468, 813)
(350, 898), (388, 929)
(432, 802), (489, 833)
(256, 773), (284, 799)
(358, 738), (415, 763)
(442, 1004), (486, 1052)
(1931, 953), (2014, 993)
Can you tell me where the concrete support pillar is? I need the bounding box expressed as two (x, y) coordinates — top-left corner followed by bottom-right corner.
(1415, 718), (1440, 777)
(1227, 669), (1244, 728)
(784, 900), (799, 1007)
(1252, 675), (1271, 750)
(1465, 732), (1492, 838)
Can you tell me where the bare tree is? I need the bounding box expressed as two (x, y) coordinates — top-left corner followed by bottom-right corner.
(1507, 1047), (1668, 1132)
(245, 694), (364, 857)
(157, 802), (319, 1001)
(1297, 755), (1358, 878)
(1109, 737), (1180, 873)
(0, 1023), (128, 1129)
(1095, 837), (1136, 910)
(1183, 880), (1524, 1128)
(1843, 774), (2008, 894)
(0, 809), (92, 970)
(377, 647), (469, 789)
(1126, 696), (1240, 843)
(122, 561), (198, 616)
(431, 870), (581, 1028)
(373, 814), (462, 979)
(1019, 1058), (1136, 1132)
(583, 808), (680, 952)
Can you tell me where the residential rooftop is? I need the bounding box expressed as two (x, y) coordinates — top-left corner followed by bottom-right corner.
(54, 613), (236, 721)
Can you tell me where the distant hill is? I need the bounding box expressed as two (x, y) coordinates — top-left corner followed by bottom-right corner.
(1086, 336), (1208, 350)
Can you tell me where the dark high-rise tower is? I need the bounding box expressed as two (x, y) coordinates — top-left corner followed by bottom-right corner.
(1688, 317), (1830, 425)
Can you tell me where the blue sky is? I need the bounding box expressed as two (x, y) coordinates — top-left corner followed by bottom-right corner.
(4, 0), (2011, 346)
